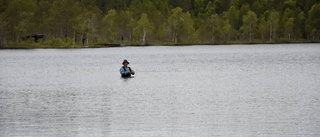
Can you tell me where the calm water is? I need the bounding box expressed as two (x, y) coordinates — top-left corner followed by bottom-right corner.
(1, 44), (320, 137)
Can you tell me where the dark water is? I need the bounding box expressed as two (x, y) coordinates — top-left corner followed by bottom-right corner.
(1, 44), (320, 137)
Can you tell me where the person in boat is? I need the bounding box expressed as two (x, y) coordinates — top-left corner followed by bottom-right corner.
(120, 59), (135, 77)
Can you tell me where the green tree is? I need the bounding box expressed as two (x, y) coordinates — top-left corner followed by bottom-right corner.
(238, 3), (250, 31)
(196, 14), (224, 43)
(225, 6), (239, 30)
(267, 0), (285, 12)
(267, 11), (280, 41)
(219, 0), (231, 13)
(49, 0), (81, 41)
(252, 0), (267, 16)
(284, 0), (296, 9)
(96, 0), (130, 12)
(194, 0), (215, 18)
(169, 0), (193, 12)
(73, 8), (99, 44)
(306, 3), (320, 40)
(214, 0), (223, 14)
(134, 13), (154, 45)
(278, 8), (294, 38)
(0, 13), (6, 48)
(293, 11), (306, 39)
(205, 2), (216, 16)
(133, 0), (164, 42)
(34, 0), (52, 35)
(240, 11), (258, 42)
(284, 18), (294, 40)
(194, 0), (215, 29)
(303, 0), (317, 14)
(167, 7), (194, 43)
(4, 0), (36, 41)
(153, 0), (171, 17)
(230, 0), (240, 8)
(258, 16), (269, 41)
(222, 19), (234, 42)
(194, 0), (206, 18)
(101, 9), (118, 42)
(116, 10), (134, 42)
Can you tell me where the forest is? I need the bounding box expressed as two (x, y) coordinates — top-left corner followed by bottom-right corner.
(0, 0), (319, 48)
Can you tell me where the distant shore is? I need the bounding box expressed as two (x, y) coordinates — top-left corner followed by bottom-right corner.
(1, 41), (319, 49)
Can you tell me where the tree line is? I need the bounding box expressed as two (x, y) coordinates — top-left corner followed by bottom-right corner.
(0, 0), (319, 47)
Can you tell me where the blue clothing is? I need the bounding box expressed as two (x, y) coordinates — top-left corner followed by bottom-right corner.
(120, 66), (134, 77)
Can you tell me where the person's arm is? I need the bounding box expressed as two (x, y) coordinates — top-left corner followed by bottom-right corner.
(120, 67), (127, 75)
(129, 67), (135, 75)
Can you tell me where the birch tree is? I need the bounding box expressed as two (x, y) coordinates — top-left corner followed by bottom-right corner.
(241, 11), (258, 42)
(168, 7), (194, 43)
(267, 11), (280, 41)
(134, 13), (154, 45)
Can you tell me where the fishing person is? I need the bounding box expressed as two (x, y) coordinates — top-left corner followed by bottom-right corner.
(121, 35), (124, 45)
(120, 59), (135, 78)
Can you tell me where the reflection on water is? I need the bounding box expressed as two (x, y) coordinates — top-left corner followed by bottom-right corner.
(1, 44), (320, 137)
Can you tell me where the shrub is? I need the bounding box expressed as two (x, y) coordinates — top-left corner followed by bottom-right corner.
(44, 38), (67, 47)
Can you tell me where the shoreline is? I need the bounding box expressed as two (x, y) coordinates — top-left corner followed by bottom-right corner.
(1, 41), (319, 49)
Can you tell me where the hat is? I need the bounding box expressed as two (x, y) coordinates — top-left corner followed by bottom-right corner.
(122, 59), (129, 64)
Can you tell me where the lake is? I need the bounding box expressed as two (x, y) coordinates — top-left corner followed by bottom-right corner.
(1, 44), (320, 137)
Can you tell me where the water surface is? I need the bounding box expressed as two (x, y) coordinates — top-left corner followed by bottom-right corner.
(1, 44), (320, 137)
